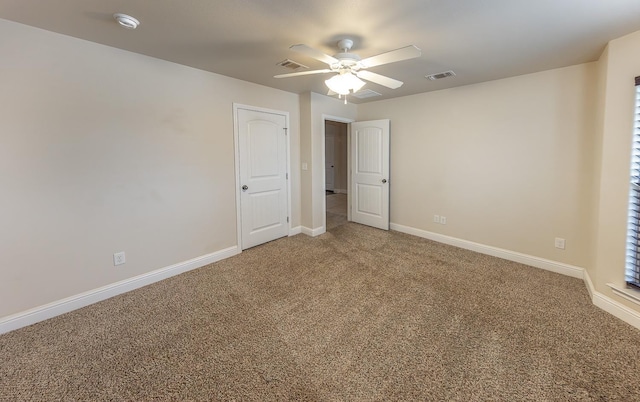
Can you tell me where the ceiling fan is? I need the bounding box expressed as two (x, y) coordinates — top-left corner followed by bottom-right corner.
(274, 39), (421, 98)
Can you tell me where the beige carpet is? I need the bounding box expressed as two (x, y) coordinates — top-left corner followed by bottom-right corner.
(2, 223), (640, 401)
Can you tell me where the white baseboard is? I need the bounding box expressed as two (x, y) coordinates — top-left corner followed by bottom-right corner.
(592, 292), (640, 330)
(6, 225), (639, 336)
(0, 246), (240, 335)
(582, 272), (640, 330)
(390, 223), (584, 279)
(302, 226), (325, 237)
(584, 267), (595, 299)
(289, 226), (302, 236)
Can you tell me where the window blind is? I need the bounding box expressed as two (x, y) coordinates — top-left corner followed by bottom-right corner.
(625, 76), (640, 289)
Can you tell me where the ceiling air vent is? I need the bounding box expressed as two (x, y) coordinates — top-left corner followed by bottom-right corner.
(352, 89), (382, 99)
(425, 70), (456, 80)
(277, 59), (308, 70)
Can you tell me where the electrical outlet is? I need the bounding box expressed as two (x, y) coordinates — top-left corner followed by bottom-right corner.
(433, 215), (440, 223)
(113, 251), (126, 266)
(554, 238), (566, 250)
(440, 216), (447, 224)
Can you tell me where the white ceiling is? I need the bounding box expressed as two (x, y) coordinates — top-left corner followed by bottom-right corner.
(3, 0), (640, 103)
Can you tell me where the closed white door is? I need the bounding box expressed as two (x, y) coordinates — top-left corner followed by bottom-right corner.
(325, 130), (335, 192)
(351, 119), (390, 230)
(237, 108), (289, 249)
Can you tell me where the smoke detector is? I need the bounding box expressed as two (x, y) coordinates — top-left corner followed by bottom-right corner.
(113, 13), (140, 29)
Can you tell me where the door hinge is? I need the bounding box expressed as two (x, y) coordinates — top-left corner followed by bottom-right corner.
(286, 173), (288, 180)
(287, 216), (289, 223)
(284, 128), (288, 135)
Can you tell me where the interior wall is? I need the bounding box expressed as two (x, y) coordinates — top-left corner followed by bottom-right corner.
(299, 93), (313, 229)
(0, 19), (300, 318)
(592, 29), (640, 312)
(357, 63), (597, 268)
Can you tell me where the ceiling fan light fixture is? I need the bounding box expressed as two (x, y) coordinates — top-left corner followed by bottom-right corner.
(325, 72), (365, 95)
(113, 13), (140, 29)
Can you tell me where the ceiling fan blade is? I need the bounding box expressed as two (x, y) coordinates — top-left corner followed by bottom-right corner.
(360, 45), (421, 68)
(290, 44), (339, 65)
(357, 70), (403, 89)
(274, 69), (332, 78)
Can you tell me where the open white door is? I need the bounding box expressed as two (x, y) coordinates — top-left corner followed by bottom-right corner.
(350, 119), (390, 230)
(237, 107), (289, 249)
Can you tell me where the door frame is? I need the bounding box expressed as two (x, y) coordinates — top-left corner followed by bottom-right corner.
(322, 114), (354, 233)
(233, 103), (292, 250)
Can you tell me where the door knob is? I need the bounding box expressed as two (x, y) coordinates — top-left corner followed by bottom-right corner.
(381, 179), (387, 183)
(242, 185), (248, 191)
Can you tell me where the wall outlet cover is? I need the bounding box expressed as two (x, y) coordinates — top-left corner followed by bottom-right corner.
(113, 251), (126, 266)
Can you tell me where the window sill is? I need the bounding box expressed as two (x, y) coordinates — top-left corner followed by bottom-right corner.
(607, 283), (640, 306)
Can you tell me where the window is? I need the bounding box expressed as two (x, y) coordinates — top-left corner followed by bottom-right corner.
(625, 76), (640, 289)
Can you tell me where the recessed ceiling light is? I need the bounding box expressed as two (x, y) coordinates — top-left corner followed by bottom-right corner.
(113, 13), (140, 29)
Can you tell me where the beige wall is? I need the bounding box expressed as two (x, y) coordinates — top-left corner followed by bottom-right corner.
(299, 93), (313, 228)
(587, 46), (609, 282)
(0, 19), (300, 318)
(358, 64), (598, 268)
(592, 30), (640, 310)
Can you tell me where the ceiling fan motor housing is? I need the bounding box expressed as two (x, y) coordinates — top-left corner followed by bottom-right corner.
(331, 53), (361, 71)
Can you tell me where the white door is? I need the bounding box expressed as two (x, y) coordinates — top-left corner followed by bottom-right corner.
(351, 119), (390, 230)
(237, 108), (289, 249)
(325, 129), (335, 192)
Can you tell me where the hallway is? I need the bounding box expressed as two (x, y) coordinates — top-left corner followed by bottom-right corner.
(326, 192), (347, 230)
